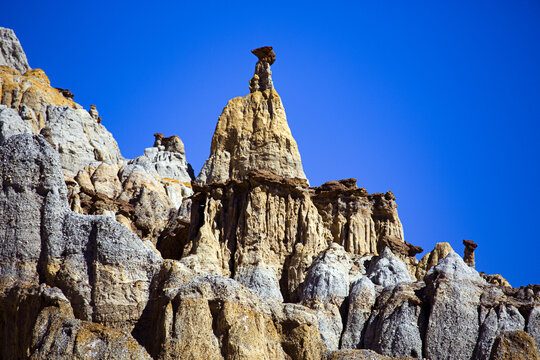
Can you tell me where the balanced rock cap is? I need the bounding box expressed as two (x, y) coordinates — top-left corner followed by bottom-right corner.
(251, 46), (275, 65)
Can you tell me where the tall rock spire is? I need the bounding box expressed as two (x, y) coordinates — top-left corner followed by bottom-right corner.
(249, 46), (275, 92)
(196, 47), (307, 184)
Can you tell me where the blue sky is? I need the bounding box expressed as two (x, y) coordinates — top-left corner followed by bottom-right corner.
(3, 1), (539, 286)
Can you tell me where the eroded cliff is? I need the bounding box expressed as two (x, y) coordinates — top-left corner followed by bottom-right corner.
(0, 32), (538, 360)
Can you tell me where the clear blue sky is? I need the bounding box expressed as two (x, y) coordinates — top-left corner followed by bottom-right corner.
(3, 1), (539, 286)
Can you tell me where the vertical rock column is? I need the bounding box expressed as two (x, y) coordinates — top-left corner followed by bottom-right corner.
(249, 46), (275, 92)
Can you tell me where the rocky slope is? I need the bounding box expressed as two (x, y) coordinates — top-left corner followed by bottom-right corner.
(0, 33), (538, 359)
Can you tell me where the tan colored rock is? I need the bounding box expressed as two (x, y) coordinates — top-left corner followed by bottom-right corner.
(184, 172), (411, 302)
(197, 62), (307, 184)
(91, 163), (122, 199)
(415, 242), (454, 280)
(489, 330), (540, 360)
(481, 272), (512, 288)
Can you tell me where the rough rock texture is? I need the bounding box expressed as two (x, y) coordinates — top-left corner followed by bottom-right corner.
(136, 263), (326, 360)
(341, 277), (377, 349)
(184, 172), (410, 303)
(366, 248), (411, 288)
(464, 239), (478, 268)
(415, 242), (453, 280)
(249, 46), (275, 92)
(362, 282), (424, 358)
(0, 132), (329, 360)
(0, 104), (31, 142)
(489, 330), (540, 360)
(196, 89), (307, 184)
(2, 30), (539, 360)
(0, 27), (31, 73)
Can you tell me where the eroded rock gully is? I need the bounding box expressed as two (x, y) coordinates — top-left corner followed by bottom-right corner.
(0, 30), (538, 359)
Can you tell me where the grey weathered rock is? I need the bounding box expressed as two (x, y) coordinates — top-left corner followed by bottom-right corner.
(0, 104), (31, 143)
(128, 144), (194, 184)
(363, 282), (424, 358)
(366, 247), (411, 288)
(415, 242), (454, 280)
(301, 243), (355, 305)
(0, 134), (162, 333)
(234, 264), (284, 301)
(425, 251), (484, 283)
(527, 306), (540, 350)
(45, 106), (123, 177)
(341, 277), (376, 349)
(0, 27), (30, 73)
(474, 304), (526, 360)
(424, 251), (485, 359)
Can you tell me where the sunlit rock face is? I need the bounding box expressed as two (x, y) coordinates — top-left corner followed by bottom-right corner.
(196, 46), (307, 185)
(1, 29), (539, 360)
(0, 27), (30, 73)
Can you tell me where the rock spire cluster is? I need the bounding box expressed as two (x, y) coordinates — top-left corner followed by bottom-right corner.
(0, 31), (538, 360)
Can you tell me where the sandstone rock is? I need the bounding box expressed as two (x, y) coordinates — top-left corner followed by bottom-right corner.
(30, 295), (152, 360)
(197, 81), (307, 184)
(0, 66), (76, 133)
(415, 242), (454, 280)
(366, 248), (411, 288)
(463, 239), (478, 268)
(481, 273), (512, 288)
(341, 277), (377, 349)
(249, 47), (275, 93)
(185, 172), (413, 303)
(89, 104), (99, 120)
(489, 330), (540, 360)
(136, 262), (326, 360)
(0, 28), (30, 73)
(327, 349), (410, 359)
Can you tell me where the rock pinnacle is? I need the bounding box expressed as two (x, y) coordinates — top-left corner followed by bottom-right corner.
(249, 46), (275, 92)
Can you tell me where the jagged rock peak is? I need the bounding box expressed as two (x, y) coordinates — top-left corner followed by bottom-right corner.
(249, 45), (275, 93)
(196, 47), (307, 184)
(0, 28), (30, 74)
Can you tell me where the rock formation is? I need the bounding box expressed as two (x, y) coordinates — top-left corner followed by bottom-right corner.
(464, 238), (478, 268)
(0, 30), (539, 360)
(0, 27), (30, 74)
(196, 47), (307, 184)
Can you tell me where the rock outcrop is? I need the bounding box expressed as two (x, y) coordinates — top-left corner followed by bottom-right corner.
(0, 27), (30, 74)
(1, 30), (539, 360)
(196, 47), (307, 184)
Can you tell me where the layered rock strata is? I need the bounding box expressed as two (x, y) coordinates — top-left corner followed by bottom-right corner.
(183, 174), (411, 302)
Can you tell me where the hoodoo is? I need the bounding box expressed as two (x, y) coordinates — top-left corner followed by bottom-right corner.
(196, 46), (308, 184)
